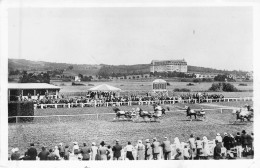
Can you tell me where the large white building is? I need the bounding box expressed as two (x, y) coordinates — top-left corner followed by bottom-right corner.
(150, 59), (188, 73)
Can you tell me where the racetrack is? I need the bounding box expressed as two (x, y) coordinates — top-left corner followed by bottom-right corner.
(8, 101), (253, 157)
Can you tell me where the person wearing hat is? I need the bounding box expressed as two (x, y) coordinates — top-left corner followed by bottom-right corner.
(235, 132), (242, 158)
(81, 142), (91, 161)
(38, 146), (49, 160)
(47, 149), (59, 160)
(64, 145), (71, 160)
(73, 142), (79, 156)
(112, 139), (122, 160)
(151, 137), (160, 160)
(222, 132), (231, 157)
(54, 146), (60, 159)
(91, 142), (98, 160)
(58, 143), (65, 159)
(213, 140), (222, 160)
(136, 140), (145, 160)
(11, 148), (21, 160)
(188, 134), (196, 159)
(26, 143), (37, 160)
(145, 139), (152, 160)
(125, 141), (134, 160)
(98, 141), (109, 160)
(161, 137), (171, 160)
(215, 133), (223, 147)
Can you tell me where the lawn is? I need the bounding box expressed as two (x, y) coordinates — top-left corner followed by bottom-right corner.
(51, 81), (253, 98)
(8, 101), (253, 157)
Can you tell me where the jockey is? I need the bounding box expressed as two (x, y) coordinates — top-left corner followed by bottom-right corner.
(200, 108), (205, 115)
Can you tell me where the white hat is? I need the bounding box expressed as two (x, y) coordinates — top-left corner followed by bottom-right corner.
(14, 148), (19, 152)
(73, 142), (78, 145)
(217, 133), (220, 136)
(145, 139), (150, 143)
(92, 142), (96, 146)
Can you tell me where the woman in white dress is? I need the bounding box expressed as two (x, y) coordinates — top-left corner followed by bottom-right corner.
(202, 136), (210, 159)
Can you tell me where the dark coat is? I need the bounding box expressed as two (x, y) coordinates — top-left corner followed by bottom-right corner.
(11, 152), (20, 160)
(38, 150), (50, 160)
(213, 143), (222, 160)
(27, 147), (37, 160)
(223, 136), (231, 150)
(112, 144), (122, 158)
(81, 146), (91, 160)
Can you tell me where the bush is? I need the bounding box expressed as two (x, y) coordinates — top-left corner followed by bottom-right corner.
(88, 84), (94, 86)
(186, 83), (194, 86)
(62, 78), (71, 82)
(72, 82), (85, 86)
(209, 83), (239, 92)
(174, 88), (191, 92)
(167, 82), (171, 86)
(239, 83), (247, 86)
(193, 79), (201, 83)
(8, 101), (34, 123)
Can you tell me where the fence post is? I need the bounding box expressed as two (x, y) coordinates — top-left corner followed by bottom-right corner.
(55, 104), (57, 109)
(94, 101), (97, 108)
(41, 104), (43, 109)
(68, 103), (70, 108)
(81, 103), (84, 108)
(220, 108), (222, 114)
(16, 116), (18, 123)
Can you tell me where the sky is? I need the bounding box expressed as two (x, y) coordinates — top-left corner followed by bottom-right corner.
(8, 7), (253, 71)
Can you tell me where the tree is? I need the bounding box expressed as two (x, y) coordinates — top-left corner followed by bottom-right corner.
(68, 65), (73, 70)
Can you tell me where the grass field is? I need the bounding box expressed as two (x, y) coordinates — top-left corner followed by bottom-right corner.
(8, 101), (253, 157)
(52, 81), (253, 98)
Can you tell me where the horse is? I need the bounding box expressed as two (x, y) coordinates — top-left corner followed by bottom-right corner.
(232, 108), (253, 123)
(112, 107), (135, 121)
(184, 106), (206, 121)
(135, 107), (154, 122)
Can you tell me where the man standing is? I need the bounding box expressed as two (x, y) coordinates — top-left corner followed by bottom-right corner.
(151, 137), (160, 160)
(27, 143), (37, 160)
(38, 146), (49, 160)
(161, 137), (171, 160)
(235, 132), (242, 158)
(58, 143), (65, 159)
(81, 143), (91, 161)
(112, 139), (122, 160)
(145, 139), (152, 160)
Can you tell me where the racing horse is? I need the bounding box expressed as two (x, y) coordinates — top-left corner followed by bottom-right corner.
(185, 106), (206, 121)
(113, 107), (136, 121)
(232, 108), (253, 123)
(135, 104), (168, 122)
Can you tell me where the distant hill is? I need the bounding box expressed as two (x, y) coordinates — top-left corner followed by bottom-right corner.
(8, 59), (248, 77)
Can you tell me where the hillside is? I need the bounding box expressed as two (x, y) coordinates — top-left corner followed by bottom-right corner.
(8, 59), (248, 77)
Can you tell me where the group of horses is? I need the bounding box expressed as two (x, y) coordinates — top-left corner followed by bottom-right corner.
(113, 103), (254, 124)
(113, 104), (169, 122)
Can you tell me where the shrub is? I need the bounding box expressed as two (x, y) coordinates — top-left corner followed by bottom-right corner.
(167, 82), (171, 86)
(174, 88), (190, 92)
(72, 82), (85, 86)
(193, 79), (201, 83)
(62, 78), (71, 82)
(239, 83), (247, 86)
(209, 83), (239, 92)
(88, 84), (94, 86)
(186, 83), (194, 86)
(8, 101), (34, 123)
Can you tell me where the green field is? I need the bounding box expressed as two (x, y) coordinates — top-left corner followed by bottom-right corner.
(8, 101), (253, 157)
(52, 81), (253, 98)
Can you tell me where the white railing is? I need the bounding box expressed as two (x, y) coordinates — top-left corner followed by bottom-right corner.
(33, 97), (253, 109)
(8, 107), (236, 123)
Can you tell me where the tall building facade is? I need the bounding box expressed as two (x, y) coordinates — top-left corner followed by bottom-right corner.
(150, 59), (188, 73)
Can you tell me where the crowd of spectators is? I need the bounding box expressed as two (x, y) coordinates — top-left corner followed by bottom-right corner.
(18, 91), (225, 107)
(10, 129), (253, 161)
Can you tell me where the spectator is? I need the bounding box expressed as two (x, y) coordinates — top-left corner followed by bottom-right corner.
(216, 133), (223, 146)
(151, 137), (160, 160)
(213, 140), (222, 160)
(125, 141), (134, 160)
(27, 143), (37, 160)
(81, 142), (91, 161)
(98, 141), (109, 160)
(195, 137), (202, 160)
(64, 145), (71, 160)
(202, 136), (210, 159)
(112, 139), (122, 160)
(58, 143), (65, 159)
(183, 145), (191, 160)
(223, 133), (231, 155)
(174, 148), (184, 160)
(107, 145), (112, 160)
(136, 140), (145, 160)
(145, 139), (152, 160)
(91, 142), (98, 160)
(241, 130), (249, 155)
(188, 134), (196, 159)
(229, 134), (235, 149)
(73, 142), (79, 156)
(161, 137), (171, 160)
(47, 149), (59, 160)
(54, 146), (60, 159)
(11, 148), (20, 160)
(235, 132), (242, 158)
(38, 146), (49, 160)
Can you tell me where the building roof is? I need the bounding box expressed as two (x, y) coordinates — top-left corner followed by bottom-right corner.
(151, 59), (186, 63)
(153, 79), (167, 83)
(8, 83), (61, 90)
(88, 84), (121, 91)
